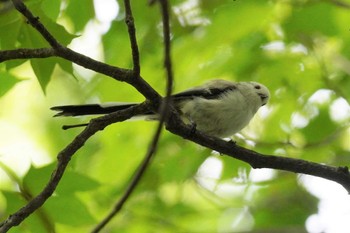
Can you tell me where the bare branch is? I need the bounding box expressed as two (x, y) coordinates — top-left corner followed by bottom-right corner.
(0, 47), (130, 82)
(0, 103), (150, 233)
(0, 46), (161, 102)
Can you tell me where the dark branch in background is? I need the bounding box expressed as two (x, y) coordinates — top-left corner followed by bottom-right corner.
(124, 0), (140, 75)
(92, 0), (174, 232)
(0, 0), (14, 14)
(0, 103), (150, 233)
(325, 0), (350, 8)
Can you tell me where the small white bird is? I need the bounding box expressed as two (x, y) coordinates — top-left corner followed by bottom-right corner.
(51, 79), (270, 138)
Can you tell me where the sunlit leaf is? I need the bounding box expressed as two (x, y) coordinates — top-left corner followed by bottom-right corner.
(284, 2), (338, 42)
(0, 71), (21, 97)
(30, 58), (56, 92)
(65, 0), (95, 33)
(0, 10), (21, 49)
(254, 175), (318, 229)
(46, 195), (95, 226)
(300, 105), (338, 144)
(41, 0), (61, 21)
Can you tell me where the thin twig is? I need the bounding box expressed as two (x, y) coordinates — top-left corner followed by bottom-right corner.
(92, 0), (174, 232)
(124, 0), (140, 75)
(160, 0), (173, 84)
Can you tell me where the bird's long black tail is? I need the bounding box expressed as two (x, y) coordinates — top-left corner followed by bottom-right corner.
(51, 103), (137, 117)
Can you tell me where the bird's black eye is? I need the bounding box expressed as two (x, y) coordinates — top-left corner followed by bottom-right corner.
(254, 85), (261, 89)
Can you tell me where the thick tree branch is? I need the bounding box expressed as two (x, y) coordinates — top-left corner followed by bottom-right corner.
(0, 48), (55, 62)
(165, 115), (350, 193)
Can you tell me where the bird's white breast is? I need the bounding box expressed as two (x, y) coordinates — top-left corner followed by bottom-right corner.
(180, 90), (256, 138)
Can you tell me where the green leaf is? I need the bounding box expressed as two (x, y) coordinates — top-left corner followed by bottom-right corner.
(23, 164), (54, 195)
(2, 191), (51, 233)
(36, 12), (76, 46)
(155, 138), (208, 183)
(284, 3), (338, 42)
(254, 176), (317, 229)
(46, 195), (95, 226)
(26, 0), (76, 44)
(56, 170), (100, 194)
(2, 190), (26, 214)
(0, 71), (21, 97)
(300, 105), (339, 144)
(102, 20), (132, 68)
(208, 1), (272, 43)
(23, 164), (100, 195)
(41, 0), (61, 21)
(8, 2), (77, 91)
(220, 154), (251, 180)
(30, 58), (56, 92)
(65, 0), (95, 32)
(0, 11), (22, 49)
(57, 58), (74, 77)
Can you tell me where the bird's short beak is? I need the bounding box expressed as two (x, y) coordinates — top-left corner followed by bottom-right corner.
(258, 93), (268, 105)
(258, 93), (268, 100)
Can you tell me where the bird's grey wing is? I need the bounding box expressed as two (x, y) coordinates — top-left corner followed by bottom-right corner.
(172, 85), (237, 101)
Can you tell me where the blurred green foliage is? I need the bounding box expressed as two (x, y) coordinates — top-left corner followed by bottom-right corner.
(0, 0), (349, 232)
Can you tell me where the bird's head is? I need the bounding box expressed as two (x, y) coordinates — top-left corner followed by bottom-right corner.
(238, 82), (270, 108)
